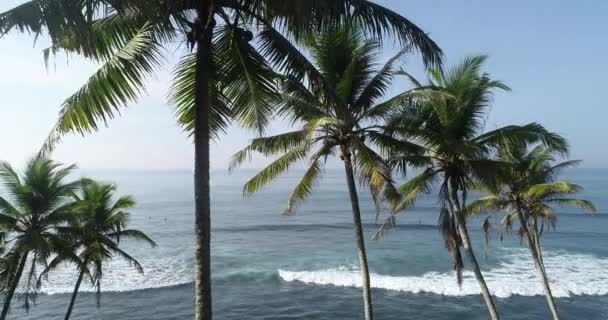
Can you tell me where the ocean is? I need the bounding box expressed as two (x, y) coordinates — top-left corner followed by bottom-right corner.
(10, 168), (608, 319)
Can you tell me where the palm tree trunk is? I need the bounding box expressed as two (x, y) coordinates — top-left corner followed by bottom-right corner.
(517, 212), (559, 319)
(0, 252), (28, 320)
(194, 2), (214, 319)
(342, 147), (374, 320)
(449, 185), (499, 320)
(531, 218), (545, 269)
(64, 269), (85, 320)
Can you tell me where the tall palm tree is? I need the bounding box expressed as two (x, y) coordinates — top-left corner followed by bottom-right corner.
(0, 158), (80, 320)
(374, 56), (568, 320)
(0, 2), (442, 318)
(40, 179), (156, 320)
(229, 26), (426, 320)
(466, 143), (596, 320)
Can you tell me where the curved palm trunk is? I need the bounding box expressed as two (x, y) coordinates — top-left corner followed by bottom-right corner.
(518, 213), (559, 319)
(449, 187), (499, 320)
(342, 148), (374, 320)
(0, 252), (29, 320)
(64, 269), (85, 320)
(193, 2), (214, 319)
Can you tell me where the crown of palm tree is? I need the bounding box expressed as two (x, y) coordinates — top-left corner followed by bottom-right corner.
(41, 179), (156, 307)
(229, 26), (432, 214)
(380, 56), (569, 211)
(0, 158), (80, 311)
(468, 143), (595, 233)
(374, 55), (568, 284)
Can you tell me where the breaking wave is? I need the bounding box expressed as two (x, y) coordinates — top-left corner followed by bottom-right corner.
(278, 249), (608, 298)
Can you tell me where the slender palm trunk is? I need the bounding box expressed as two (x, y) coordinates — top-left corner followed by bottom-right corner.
(449, 185), (499, 320)
(64, 269), (85, 320)
(516, 212), (559, 319)
(193, 2), (214, 319)
(0, 252), (29, 320)
(342, 147), (373, 320)
(531, 218), (545, 269)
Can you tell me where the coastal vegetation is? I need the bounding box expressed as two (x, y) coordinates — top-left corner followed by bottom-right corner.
(0, 1), (440, 319)
(231, 26), (416, 319)
(0, 1), (597, 320)
(372, 55), (570, 319)
(466, 143), (596, 319)
(0, 158), (153, 320)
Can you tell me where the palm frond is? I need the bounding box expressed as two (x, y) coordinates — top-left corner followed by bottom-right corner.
(229, 130), (308, 171)
(242, 143), (311, 195)
(544, 160), (581, 180)
(39, 21), (164, 156)
(216, 24), (277, 134)
(168, 53), (232, 139)
(475, 123), (569, 156)
(42, 11), (170, 63)
(348, 0), (443, 67)
(546, 198), (596, 212)
(355, 47), (410, 110)
(257, 27), (323, 86)
(393, 168), (437, 212)
(350, 137), (391, 193)
(465, 195), (509, 216)
(282, 159), (323, 216)
(526, 181), (582, 199)
(0, 0), (98, 42)
(104, 240), (144, 274)
(107, 229), (157, 247)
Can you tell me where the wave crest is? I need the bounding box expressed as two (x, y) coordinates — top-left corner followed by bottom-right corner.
(278, 250), (608, 298)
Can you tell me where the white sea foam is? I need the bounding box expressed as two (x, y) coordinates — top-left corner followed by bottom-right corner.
(36, 248), (608, 297)
(38, 256), (192, 295)
(278, 249), (608, 298)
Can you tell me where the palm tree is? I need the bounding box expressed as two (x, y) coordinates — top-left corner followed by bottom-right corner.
(466, 143), (595, 319)
(0, 158), (80, 320)
(0, 2), (442, 318)
(40, 179), (156, 320)
(229, 26), (428, 320)
(374, 56), (568, 320)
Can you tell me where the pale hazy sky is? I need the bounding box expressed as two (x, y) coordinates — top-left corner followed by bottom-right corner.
(1, 0), (607, 170)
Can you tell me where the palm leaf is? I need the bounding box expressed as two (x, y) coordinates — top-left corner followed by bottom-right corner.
(242, 143), (312, 195)
(282, 159), (323, 216)
(546, 198), (596, 212)
(0, 0), (97, 41)
(474, 123), (569, 155)
(216, 24), (277, 134)
(465, 195), (509, 216)
(39, 21), (164, 156)
(393, 168), (437, 212)
(257, 27), (323, 86)
(229, 130), (308, 171)
(107, 229), (157, 247)
(348, 0), (443, 67)
(168, 53), (232, 139)
(526, 181), (582, 199)
(355, 47), (410, 110)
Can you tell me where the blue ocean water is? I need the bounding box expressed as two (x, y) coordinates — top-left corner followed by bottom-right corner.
(10, 168), (608, 319)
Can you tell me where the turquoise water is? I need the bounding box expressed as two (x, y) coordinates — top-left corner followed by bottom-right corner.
(10, 168), (608, 319)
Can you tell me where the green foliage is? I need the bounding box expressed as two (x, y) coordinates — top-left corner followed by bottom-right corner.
(169, 53), (232, 139)
(41, 179), (155, 307)
(375, 56), (568, 285)
(0, 157), (80, 311)
(0, 0), (443, 156)
(233, 26), (425, 213)
(467, 142), (596, 235)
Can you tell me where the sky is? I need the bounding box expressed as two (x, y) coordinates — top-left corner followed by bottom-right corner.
(0, 0), (607, 170)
